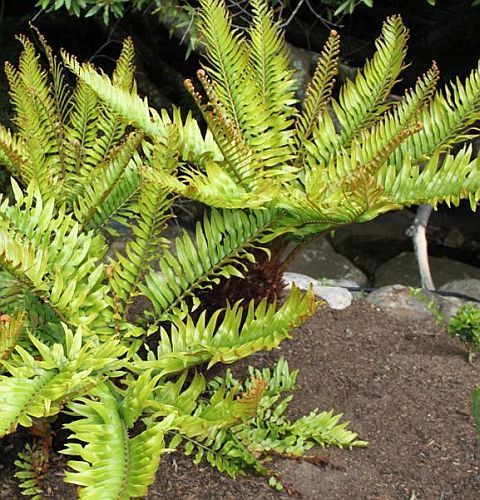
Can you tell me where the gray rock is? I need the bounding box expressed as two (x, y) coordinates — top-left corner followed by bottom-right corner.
(366, 284), (463, 321)
(440, 279), (480, 302)
(286, 236), (368, 287)
(374, 252), (480, 288)
(106, 223), (194, 261)
(322, 278), (360, 289)
(330, 210), (414, 277)
(283, 272), (352, 310)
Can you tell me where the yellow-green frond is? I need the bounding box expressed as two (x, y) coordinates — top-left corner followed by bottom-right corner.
(140, 207), (281, 320)
(335, 15), (408, 138)
(296, 30), (340, 146)
(379, 146), (480, 209)
(397, 62), (480, 164)
(249, 0), (297, 117)
(137, 286), (317, 375)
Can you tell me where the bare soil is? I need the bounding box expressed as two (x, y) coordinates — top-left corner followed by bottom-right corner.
(1, 301), (479, 499)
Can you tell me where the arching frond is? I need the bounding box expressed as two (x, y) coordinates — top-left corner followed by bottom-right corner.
(63, 52), (166, 139)
(397, 62), (480, 165)
(360, 61), (440, 165)
(72, 132), (144, 228)
(378, 146), (480, 209)
(137, 285), (316, 376)
(334, 15), (408, 140)
(109, 130), (178, 318)
(140, 207), (281, 320)
(312, 15), (409, 165)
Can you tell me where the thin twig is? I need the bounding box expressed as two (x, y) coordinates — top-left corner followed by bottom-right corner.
(280, 0), (307, 28)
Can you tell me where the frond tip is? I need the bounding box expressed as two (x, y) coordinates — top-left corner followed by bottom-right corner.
(62, 383), (175, 499)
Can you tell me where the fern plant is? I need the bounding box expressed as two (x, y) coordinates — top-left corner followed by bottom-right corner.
(0, 29), (363, 498)
(69, 0), (480, 301)
(4, 0), (480, 495)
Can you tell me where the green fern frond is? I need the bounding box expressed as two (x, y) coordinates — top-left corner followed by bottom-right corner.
(63, 52), (166, 139)
(89, 37), (136, 170)
(289, 410), (367, 448)
(379, 146), (480, 209)
(62, 383), (174, 500)
(141, 207), (281, 319)
(152, 372), (248, 438)
(15, 442), (48, 500)
(72, 132), (144, 228)
(33, 27), (73, 178)
(63, 81), (100, 181)
(248, 0), (297, 164)
(311, 15), (408, 167)
(112, 37), (136, 90)
(197, 0), (252, 134)
(222, 358), (366, 456)
(185, 74), (256, 186)
(198, 0), (293, 174)
(249, 0), (297, 112)
(358, 61), (440, 166)
(154, 374), (268, 479)
(110, 131), (178, 318)
(0, 326), (126, 437)
(154, 158), (279, 209)
(397, 62), (480, 164)
(4, 59), (57, 197)
(335, 15), (408, 139)
(138, 285), (316, 375)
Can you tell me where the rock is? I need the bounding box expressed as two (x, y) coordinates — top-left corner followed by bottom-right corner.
(283, 272), (352, 310)
(106, 223), (194, 261)
(366, 284), (463, 321)
(329, 210), (414, 277)
(374, 252), (480, 288)
(440, 279), (480, 302)
(286, 236), (368, 287)
(322, 278), (360, 289)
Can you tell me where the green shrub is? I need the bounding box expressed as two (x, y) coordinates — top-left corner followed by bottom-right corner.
(448, 304), (480, 360)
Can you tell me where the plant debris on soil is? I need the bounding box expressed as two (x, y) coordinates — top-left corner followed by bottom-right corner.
(1, 301), (479, 499)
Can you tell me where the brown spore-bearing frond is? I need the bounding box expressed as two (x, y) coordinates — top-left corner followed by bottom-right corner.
(184, 78), (204, 106)
(187, 71), (253, 184)
(294, 29), (340, 167)
(365, 121), (423, 176)
(0, 311), (25, 361)
(0, 139), (27, 179)
(235, 377), (268, 420)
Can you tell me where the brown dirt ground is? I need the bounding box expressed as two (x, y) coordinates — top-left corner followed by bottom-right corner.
(1, 300), (480, 499)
